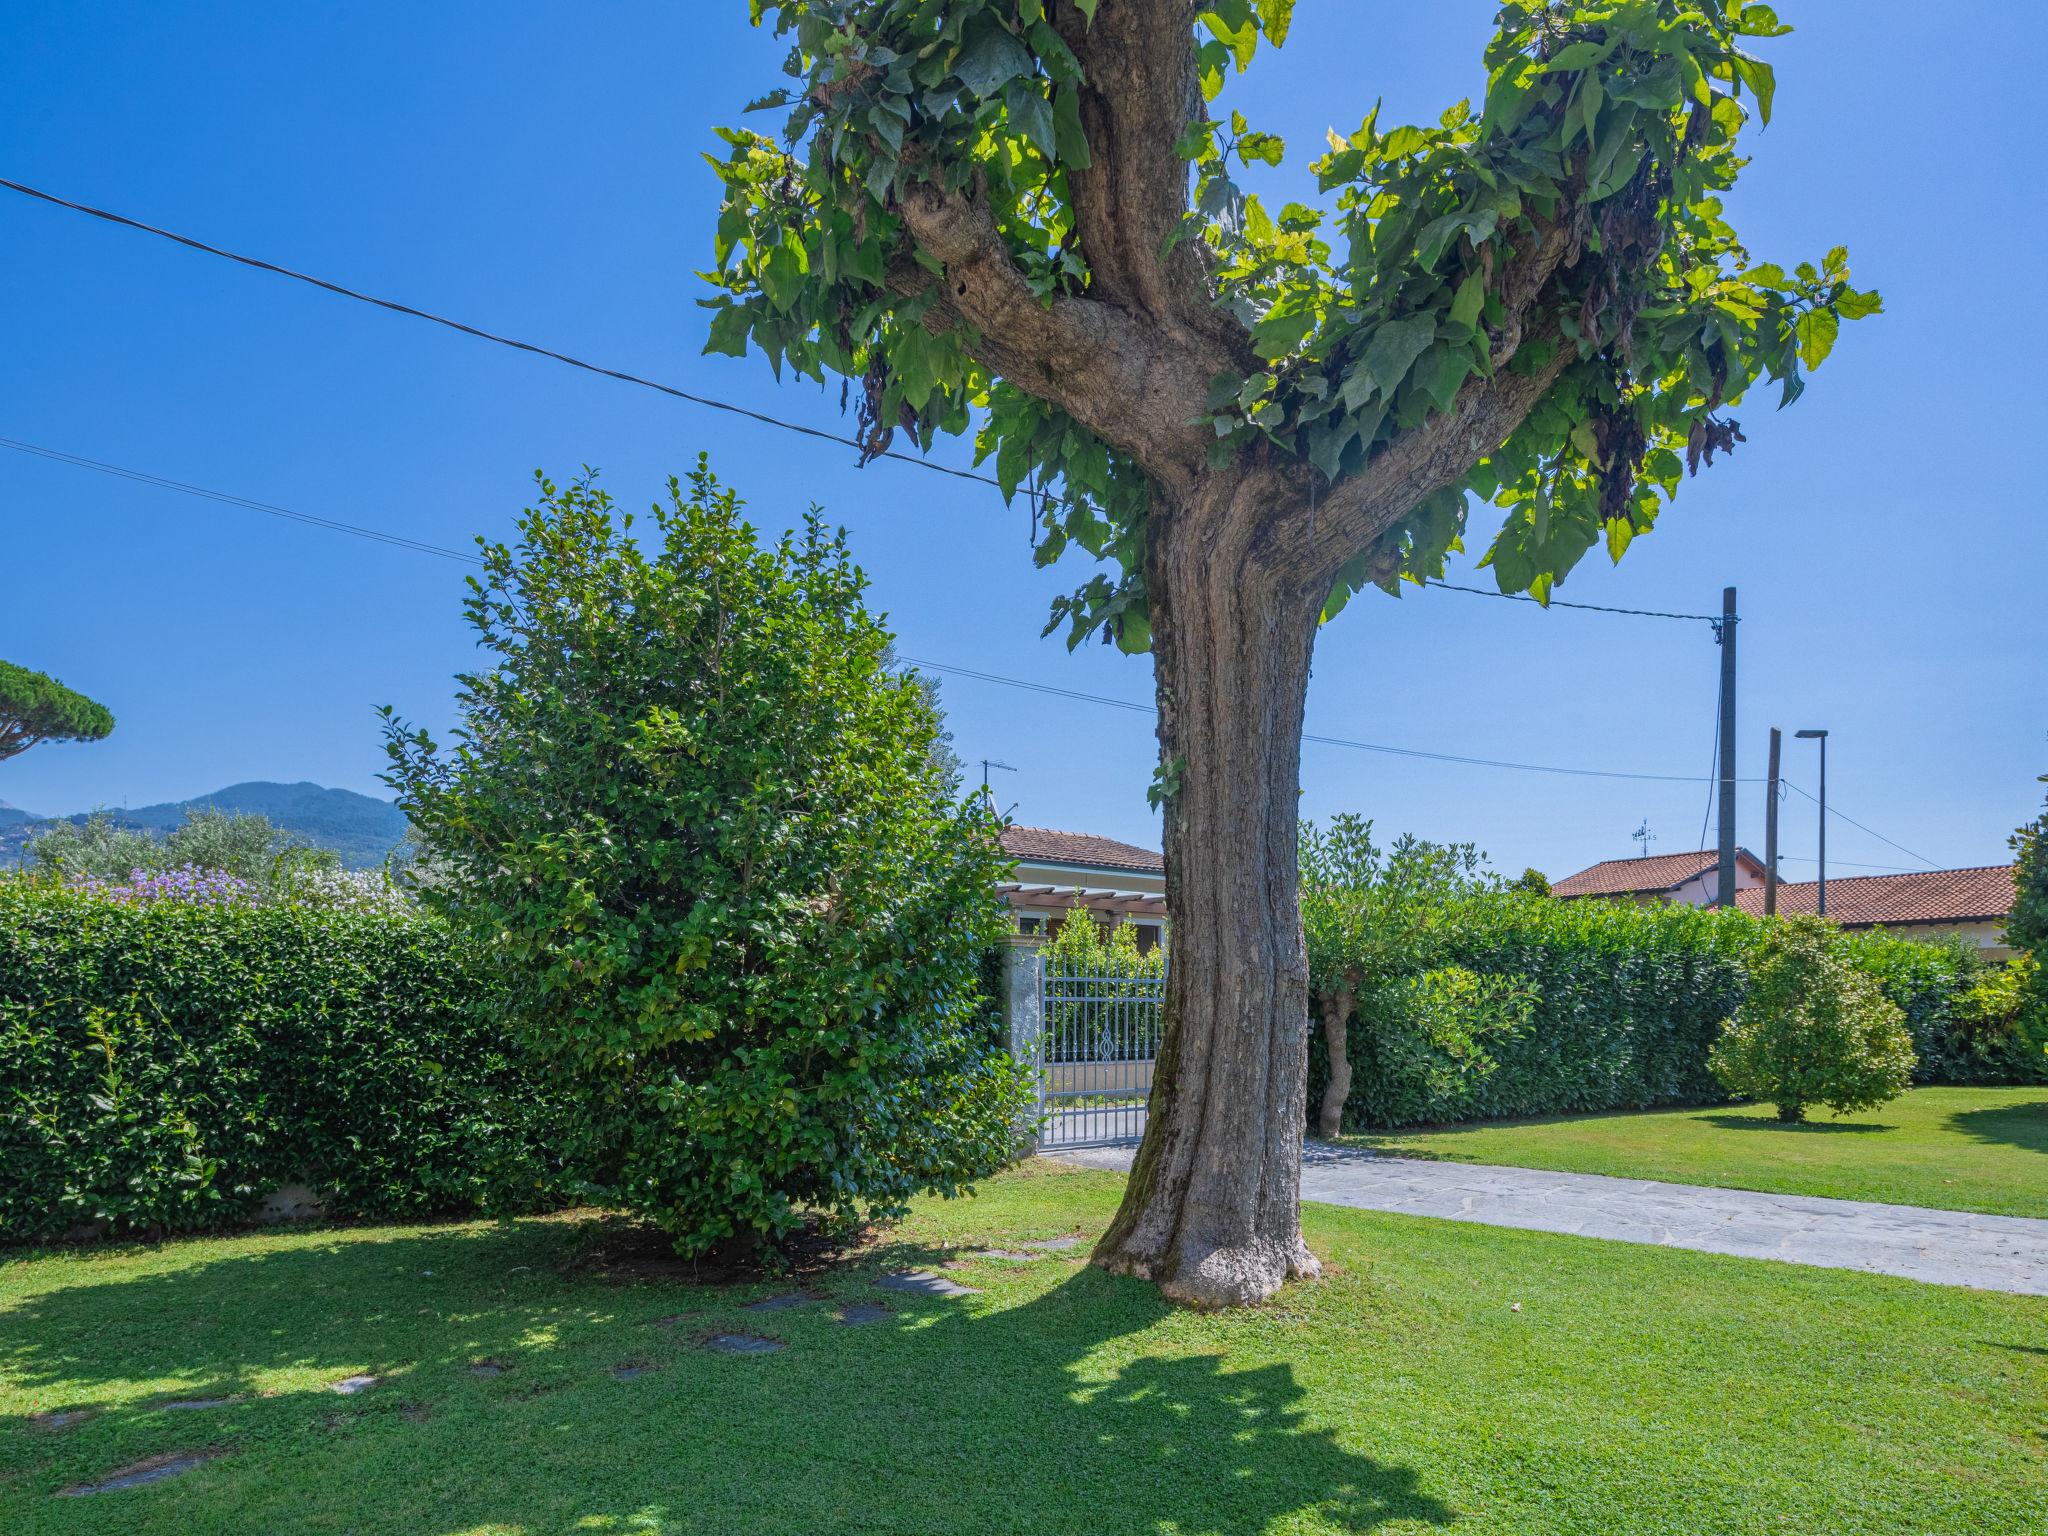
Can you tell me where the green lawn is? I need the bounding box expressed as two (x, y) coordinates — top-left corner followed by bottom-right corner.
(1341, 1085), (2048, 1216)
(4, 1165), (2045, 1534)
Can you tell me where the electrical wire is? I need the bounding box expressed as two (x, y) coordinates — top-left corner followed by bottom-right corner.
(901, 655), (1763, 785)
(0, 436), (485, 565)
(2, 428), (1946, 860)
(1782, 781), (1942, 870)
(1422, 579), (1720, 624)
(0, 176), (1732, 627)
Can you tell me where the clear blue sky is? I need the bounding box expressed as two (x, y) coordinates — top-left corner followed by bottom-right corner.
(3, 2), (2041, 882)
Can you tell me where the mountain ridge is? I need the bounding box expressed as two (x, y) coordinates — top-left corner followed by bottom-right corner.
(0, 781), (409, 869)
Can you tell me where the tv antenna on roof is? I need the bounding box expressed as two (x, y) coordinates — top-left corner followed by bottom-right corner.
(979, 758), (1017, 808)
(1632, 819), (1657, 857)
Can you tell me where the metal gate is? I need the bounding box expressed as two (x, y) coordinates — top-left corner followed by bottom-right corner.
(1035, 959), (1165, 1148)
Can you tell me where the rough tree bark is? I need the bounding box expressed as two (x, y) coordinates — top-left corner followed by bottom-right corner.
(1316, 985), (1357, 1141)
(1091, 469), (1326, 1307)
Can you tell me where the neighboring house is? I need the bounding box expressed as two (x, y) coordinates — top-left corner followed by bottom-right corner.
(998, 826), (1166, 953)
(1733, 865), (2018, 962)
(1550, 848), (1767, 906)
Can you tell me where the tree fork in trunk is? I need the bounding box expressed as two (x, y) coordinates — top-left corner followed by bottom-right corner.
(1092, 476), (1326, 1308)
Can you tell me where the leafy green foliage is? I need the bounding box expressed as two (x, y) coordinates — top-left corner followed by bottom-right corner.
(381, 463), (1028, 1257)
(1711, 915), (1916, 1121)
(1043, 908), (1166, 977)
(705, 1), (1878, 643)
(0, 876), (561, 1242)
(2009, 768), (2048, 957)
(0, 659), (113, 762)
(1299, 815), (1492, 1007)
(30, 806), (332, 885)
(1306, 887), (2007, 1132)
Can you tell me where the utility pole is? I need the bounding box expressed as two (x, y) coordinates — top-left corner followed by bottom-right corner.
(1763, 726), (1781, 916)
(1796, 729), (1829, 916)
(1714, 586), (1738, 908)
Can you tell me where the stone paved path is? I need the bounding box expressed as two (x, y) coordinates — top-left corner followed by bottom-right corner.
(1051, 1142), (2048, 1296)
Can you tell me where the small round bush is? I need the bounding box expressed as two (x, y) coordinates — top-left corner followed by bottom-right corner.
(1710, 916), (1916, 1121)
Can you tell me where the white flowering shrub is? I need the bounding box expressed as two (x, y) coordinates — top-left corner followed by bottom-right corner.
(269, 864), (416, 916)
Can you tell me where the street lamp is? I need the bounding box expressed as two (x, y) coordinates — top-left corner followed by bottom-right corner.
(1795, 729), (1828, 916)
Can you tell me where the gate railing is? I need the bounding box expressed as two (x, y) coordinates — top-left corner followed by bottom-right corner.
(1035, 959), (1164, 1148)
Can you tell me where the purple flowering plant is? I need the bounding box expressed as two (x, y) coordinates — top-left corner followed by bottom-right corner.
(76, 863), (255, 907)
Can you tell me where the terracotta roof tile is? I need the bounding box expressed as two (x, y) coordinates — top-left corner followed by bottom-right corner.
(999, 825), (1164, 877)
(1732, 866), (2015, 927)
(1551, 848), (1763, 898)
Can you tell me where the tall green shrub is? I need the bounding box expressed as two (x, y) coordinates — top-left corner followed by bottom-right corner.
(382, 464), (1027, 1258)
(1711, 916), (1916, 1121)
(1299, 817), (1490, 1136)
(0, 878), (560, 1243)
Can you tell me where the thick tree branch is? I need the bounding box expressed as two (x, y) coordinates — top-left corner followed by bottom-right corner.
(1049, 0), (1248, 365)
(1272, 214), (1590, 577)
(890, 178), (1215, 493)
(1275, 344), (1574, 580)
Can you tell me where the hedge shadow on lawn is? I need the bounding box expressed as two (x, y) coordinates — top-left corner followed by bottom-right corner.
(1948, 1098), (2048, 1157)
(0, 1222), (1453, 1533)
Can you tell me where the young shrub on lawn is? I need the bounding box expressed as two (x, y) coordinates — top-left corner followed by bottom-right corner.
(381, 463), (1028, 1258)
(1711, 916), (1916, 1122)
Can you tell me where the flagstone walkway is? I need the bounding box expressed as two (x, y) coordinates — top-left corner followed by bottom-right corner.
(1050, 1142), (2048, 1295)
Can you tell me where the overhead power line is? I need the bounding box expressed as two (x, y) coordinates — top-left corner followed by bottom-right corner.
(0, 436), (485, 565)
(901, 655), (1760, 785)
(3, 430), (1946, 858)
(1783, 781), (1941, 870)
(3, 427), (1951, 854)
(1421, 579), (1721, 624)
(2, 175), (1722, 626)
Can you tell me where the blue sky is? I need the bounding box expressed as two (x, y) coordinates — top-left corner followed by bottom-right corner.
(3, 2), (2041, 882)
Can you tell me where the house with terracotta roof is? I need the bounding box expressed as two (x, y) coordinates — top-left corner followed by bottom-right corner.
(1550, 848), (1767, 907)
(997, 825), (1166, 953)
(1733, 865), (2018, 961)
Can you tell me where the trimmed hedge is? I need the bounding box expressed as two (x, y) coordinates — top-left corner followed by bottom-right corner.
(0, 880), (565, 1243)
(1308, 892), (2030, 1132)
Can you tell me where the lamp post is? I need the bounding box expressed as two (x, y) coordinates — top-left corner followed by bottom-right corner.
(1795, 729), (1828, 916)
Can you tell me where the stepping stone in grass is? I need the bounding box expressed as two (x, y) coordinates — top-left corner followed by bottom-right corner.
(876, 1270), (979, 1298)
(30, 1409), (93, 1432)
(703, 1333), (786, 1356)
(328, 1375), (379, 1396)
(1019, 1236), (1084, 1252)
(159, 1397), (240, 1412)
(836, 1303), (892, 1327)
(742, 1292), (815, 1314)
(611, 1362), (655, 1381)
(57, 1449), (225, 1497)
(468, 1359), (510, 1379)
(970, 1249), (1042, 1262)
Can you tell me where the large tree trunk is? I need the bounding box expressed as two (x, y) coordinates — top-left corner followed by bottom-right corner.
(1092, 473), (1325, 1307)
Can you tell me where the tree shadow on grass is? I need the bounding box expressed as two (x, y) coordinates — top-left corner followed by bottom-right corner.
(1694, 1114), (1889, 1134)
(1948, 1097), (2048, 1157)
(1, 1219), (1452, 1534)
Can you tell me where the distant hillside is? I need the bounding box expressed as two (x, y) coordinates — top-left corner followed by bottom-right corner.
(1, 781), (410, 869)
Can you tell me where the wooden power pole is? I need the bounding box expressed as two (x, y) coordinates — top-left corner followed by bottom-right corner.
(1763, 726), (1781, 915)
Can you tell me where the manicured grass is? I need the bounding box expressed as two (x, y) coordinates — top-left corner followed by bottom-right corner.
(1341, 1085), (2048, 1216)
(4, 1163), (2045, 1534)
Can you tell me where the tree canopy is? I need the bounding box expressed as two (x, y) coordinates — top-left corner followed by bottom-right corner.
(705, 0), (1877, 644)
(0, 660), (114, 762)
(699, 0), (1877, 1305)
